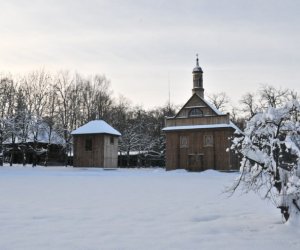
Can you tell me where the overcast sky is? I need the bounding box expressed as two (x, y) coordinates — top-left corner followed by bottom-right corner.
(1, 0), (300, 109)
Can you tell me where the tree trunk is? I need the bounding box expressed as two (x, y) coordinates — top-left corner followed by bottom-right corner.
(32, 140), (37, 167)
(20, 144), (27, 166)
(9, 149), (13, 167)
(64, 145), (68, 167)
(0, 145), (3, 167)
(278, 205), (290, 221)
(22, 150), (26, 166)
(0, 129), (3, 166)
(44, 144), (50, 167)
(126, 150), (130, 167)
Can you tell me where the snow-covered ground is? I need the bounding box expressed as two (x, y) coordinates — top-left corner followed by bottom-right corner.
(0, 166), (299, 250)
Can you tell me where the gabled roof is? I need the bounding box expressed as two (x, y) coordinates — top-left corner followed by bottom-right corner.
(71, 120), (121, 136)
(174, 93), (224, 118)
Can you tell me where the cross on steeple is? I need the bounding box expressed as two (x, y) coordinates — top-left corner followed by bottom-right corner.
(192, 55), (204, 98)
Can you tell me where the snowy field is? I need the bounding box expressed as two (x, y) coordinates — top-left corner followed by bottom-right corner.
(0, 166), (299, 250)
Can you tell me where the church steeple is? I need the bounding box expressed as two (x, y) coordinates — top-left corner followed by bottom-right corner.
(192, 54), (204, 98)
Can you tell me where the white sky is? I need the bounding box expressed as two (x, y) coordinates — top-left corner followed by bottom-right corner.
(1, 0), (300, 109)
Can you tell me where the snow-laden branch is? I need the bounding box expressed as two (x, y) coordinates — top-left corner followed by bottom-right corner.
(230, 99), (300, 222)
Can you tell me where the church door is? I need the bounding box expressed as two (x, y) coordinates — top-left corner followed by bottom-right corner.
(188, 154), (204, 171)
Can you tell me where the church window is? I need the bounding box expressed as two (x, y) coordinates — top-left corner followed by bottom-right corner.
(189, 108), (203, 117)
(204, 135), (214, 147)
(180, 136), (189, 148)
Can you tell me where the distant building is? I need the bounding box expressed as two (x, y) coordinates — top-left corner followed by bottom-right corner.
(71, 120), (121, 168)
(163, 57), (240, 171)
(3, 123), (65, 166)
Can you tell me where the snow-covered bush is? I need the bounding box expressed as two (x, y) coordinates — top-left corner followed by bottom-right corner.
(231, 99), (300, 222)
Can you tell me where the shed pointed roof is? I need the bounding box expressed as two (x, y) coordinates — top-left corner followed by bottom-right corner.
(71, 120), (121, 136)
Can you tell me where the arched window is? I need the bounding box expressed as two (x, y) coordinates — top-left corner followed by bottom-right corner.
(189, 108), (203, 117)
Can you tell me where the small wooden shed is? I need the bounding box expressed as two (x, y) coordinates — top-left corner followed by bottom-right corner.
(71, 120), (121, 168)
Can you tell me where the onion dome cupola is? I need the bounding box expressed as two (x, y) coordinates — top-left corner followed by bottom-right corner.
(192, 54), (204, 98)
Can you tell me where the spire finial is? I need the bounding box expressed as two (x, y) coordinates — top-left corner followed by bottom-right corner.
(196, 54), (199, 67)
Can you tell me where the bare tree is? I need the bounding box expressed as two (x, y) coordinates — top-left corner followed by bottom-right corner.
(24, 71), (51, 167)
(0, 76), (16, 166)
(93, 75), (113, 121)
(43, 83), (59, 167)
(239, 92), (260, 119)
(55, 71), (76, 166)
(14, 86), (31, 166)
(259, 84), (290, 108)
(207, 92), (230, 112)
(80, 74), (113, 122)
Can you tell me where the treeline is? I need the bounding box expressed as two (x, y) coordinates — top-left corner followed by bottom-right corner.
(0, 71), (176, 167)
(208, 85), (299, 128)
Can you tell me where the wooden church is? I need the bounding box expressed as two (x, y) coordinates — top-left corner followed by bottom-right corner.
(163, 58), (239, 171)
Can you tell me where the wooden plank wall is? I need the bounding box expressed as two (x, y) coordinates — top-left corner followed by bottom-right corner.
(165, 128), (238, 171)
(73, 134), (104, 167)
(165, 114), (230, 127)
(103, 135), (119, 168)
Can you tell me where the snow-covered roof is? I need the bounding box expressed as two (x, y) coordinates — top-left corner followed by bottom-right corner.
(174, 93), (224, 119)
(162, 123), (238, 131)
(118, 150), (148, 156)
(201, 97), (224, 115)
(229, 121), (242, 133)
(71, 120), (121, 136)
(185, 92), (225, 116)
(4, 125), (65, 145)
